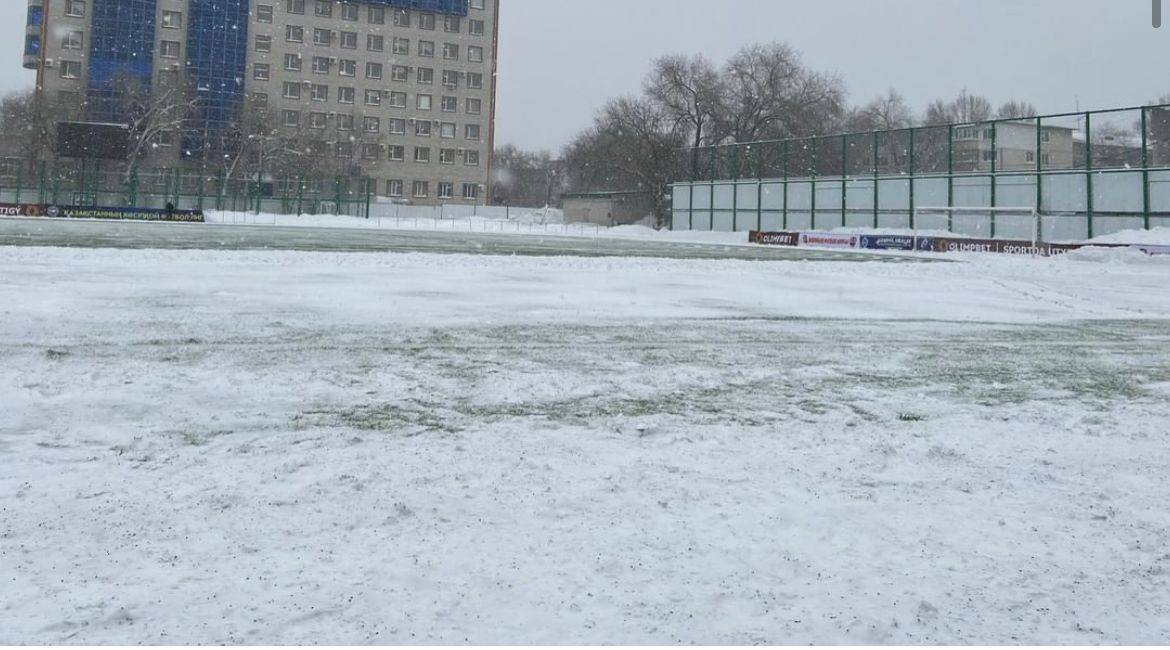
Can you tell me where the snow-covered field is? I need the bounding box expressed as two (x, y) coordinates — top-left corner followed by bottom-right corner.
(3, 244), (1170, 643)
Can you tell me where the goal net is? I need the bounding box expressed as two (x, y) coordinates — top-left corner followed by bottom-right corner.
(913, 206), (1041, 245)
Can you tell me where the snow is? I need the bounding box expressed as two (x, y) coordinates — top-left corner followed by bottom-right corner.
(1089, 226), (1170, 245)
(3, 245), (1170, 643)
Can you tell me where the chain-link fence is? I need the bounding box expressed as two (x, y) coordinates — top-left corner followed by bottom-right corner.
(671, 104), (1170, 241)
(0, 158), (374, 218)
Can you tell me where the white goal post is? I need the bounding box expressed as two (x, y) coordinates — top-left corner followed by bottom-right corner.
(914, 206), (1041, 245)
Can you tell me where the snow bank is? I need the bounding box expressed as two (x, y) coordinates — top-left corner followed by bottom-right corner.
(1088, 227), (1170, 245)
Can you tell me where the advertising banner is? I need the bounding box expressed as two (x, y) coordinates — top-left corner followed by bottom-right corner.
(45, 205), (205, 223)
(859, 235), (917, 251)
(0, 203), (45, 217)
(749, 231), (800, 247)
(799, 232), (859, 249)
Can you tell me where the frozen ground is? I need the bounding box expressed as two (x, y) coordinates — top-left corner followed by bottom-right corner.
(2, 245), (1170, 644)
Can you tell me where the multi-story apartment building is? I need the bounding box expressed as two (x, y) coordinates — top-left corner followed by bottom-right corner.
(22, 0), (499, 205)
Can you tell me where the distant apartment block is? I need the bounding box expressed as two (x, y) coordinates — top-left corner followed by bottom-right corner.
(22, 0), (499, 205)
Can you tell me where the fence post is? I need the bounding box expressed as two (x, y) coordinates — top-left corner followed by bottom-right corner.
(782, 139), (789, 230)
(840, 135), (847, 228)
(908, 128), (916, 230)
(14, 162), (22, 204)
(872, 131), (880, 229)
(1036, 117), (1043, 236)
(1142, 107), (1151, 231)
(990, 121), (998, 239)
(1085, 112), (1094, 240)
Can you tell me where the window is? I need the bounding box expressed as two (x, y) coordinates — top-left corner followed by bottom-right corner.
(386, 179), (403, 197)
(314, 0), (331, 17)
(440, 96), (457, 112)
(284, 53), (302, 71)
(418, 40), (434, 57)
(255, 34), (272, 52)
(416, 94), (432, 111)
(470, 0), (485, 8)
(415, 121), (432, 137)
(363, 116), (380, 133)
(369, 6), (385, 24)
(157, 130), (176, 147)
(311, 84), (329, 102)
(388, 145), (405, 161)
(388, 118), (406, 134)
(367, 34), (384, 52)
(443, 15), (461, 33)
(338, 87), (355, 104)
(417, 67), (434, 84)
(466, 98), (482, 115)
(336, 141), (353, 158)
(362, 144), (380, 160)
(392, 38), (409, 55)
(1025, 151), (1035, 163)
(162, 11), (182, 29)
(439, 148), (456, 164)
(391, 65), (409, 82)
(286, 25), (304, 42)
(286, 0), (305, 14)
(339, 59), (356, 76)
(469, 19), (484, 36)
(442, 43), (459, 60)
(160, 40), (180, 59)
(468, 46), (483, 63)
(282, 109), (300, 127)
(462, 183), (480, 200)
(414, 147), (431, 163)
(982, 150), (996, 162)
(340, 32), (357, 49)
(60, 60), (82, 79)
(464, 150), (480, 166)
(465, 124), (481, 140)
(340, 3), (358, 20)
(65, 0), (86, 18)
(365, 89), (382, 106)
(366, 62), (383, 79)
(389, 92), (407, 108)
(438, 182), (453, 199)
(253, 63), (271, 80)
(412, 181), (429, 198)
(393, 9), (410, 27)
(62, 31), (84, 50)
(418, 13), (436, 30)
(312, 56), (331, 74)
(256, 4), (273, 22)
(337, 114), (354, 131)
(282, 81), (302, 99)
(466, 72), (483, 89)
(440, 122), (456, 138)
(313, 28), (332, 46)
(310, 112), (328, 129)
(441, 70), (459, 88)
(252, 92), (269, 106)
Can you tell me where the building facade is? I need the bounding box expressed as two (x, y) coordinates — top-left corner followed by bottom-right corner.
(22, 0), (499, 205)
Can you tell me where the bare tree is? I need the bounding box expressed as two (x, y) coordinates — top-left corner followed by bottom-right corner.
(644, 54), (723, 175)
(846, 88), (914, 132)
(0, 89), (71, 167)
(563, 97), (684, 228)
(717, 43), (846, 143)
(923, 90), (994, 125)
(996, 100), (1039, 120)
(491, 144), (562, 207)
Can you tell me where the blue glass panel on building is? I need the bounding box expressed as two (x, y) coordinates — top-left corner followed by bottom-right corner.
(360, 0), (468, 17)
(87, 0), (158, 122)
(27, 5), (44, 27)
(183, 0), (250, 158)
(24, 35), (41, 57)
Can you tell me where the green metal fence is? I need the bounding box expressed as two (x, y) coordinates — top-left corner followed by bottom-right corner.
(0, 159), (375, 218)
(671, 103), (1170, 241)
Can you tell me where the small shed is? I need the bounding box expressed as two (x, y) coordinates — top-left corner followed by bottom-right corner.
(561, 191), (655, 226)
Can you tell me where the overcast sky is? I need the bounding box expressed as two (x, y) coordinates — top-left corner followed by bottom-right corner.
(1, 0), (1164, 153)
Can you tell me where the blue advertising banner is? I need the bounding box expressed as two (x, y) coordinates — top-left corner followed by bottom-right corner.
(859, 235), (916, 251)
